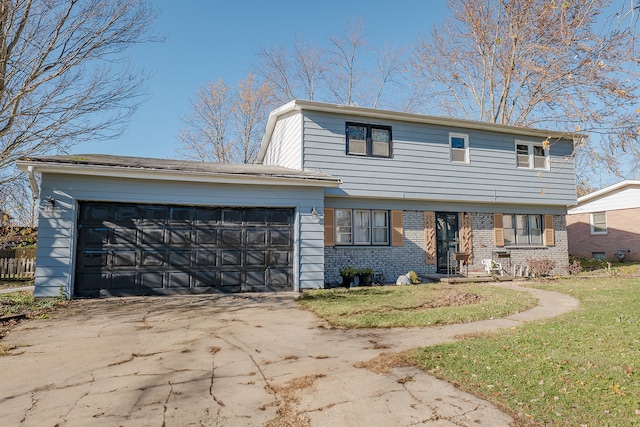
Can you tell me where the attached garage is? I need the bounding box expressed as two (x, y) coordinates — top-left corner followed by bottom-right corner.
(76, 202), (294, 297)
(17, 155), (341, 298)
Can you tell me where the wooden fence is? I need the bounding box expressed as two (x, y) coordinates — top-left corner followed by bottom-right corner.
(0, 256), (36, 279)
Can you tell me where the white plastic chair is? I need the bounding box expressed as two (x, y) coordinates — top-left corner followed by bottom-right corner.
(481, 259), (502, 276)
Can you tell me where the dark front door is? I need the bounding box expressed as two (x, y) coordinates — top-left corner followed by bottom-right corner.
(75, 202), (294, 297)
(436, 212), (459, 273)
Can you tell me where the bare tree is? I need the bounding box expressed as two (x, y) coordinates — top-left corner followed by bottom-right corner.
(325, 19), (367, 106)
(0, 0), (157, 184)
(177, 74), (274, 164)
(256, 37), (326, 104)
(231, 74), (274, 164)
(177, 80), (233, 163)
(410, 0), (639, 183)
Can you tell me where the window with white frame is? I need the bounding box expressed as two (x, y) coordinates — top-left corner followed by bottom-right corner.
(590, 212), (607, 234)
(516, 141), (548, 170)
(334, 209), (389, 245)
(346, 122), (392, 158)
(449, 133), (469, 163)
(503, 214), (543, 246)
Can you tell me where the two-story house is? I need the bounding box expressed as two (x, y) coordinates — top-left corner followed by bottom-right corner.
(17, 100), (577, 298)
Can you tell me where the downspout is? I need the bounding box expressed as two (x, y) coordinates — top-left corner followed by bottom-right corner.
(27, 166), (40, 200)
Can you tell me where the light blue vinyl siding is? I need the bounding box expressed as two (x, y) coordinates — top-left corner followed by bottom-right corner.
(33, 173), (325, 297)
(263, 110), (302, 170)
(300, 111), (576, 207)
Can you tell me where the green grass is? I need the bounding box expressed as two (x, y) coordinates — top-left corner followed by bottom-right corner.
(0, 290), (65, 318)
(411, 278), (640, 426)
(298, 283), (537, 328)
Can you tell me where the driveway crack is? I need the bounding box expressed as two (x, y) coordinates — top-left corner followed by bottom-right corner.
(161, 381), (173, 427)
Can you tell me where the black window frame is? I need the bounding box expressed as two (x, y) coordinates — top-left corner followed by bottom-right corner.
(345, 122), (392, 158)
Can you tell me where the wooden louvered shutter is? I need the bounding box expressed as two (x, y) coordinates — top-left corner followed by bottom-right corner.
(460, 212), (472, 257)
(391, 210), (403, 246)
(494, 213), (504, 247)
(424, 211), (436, 265)
(544, 214), (555, 246)
(324, 208), (335, 247)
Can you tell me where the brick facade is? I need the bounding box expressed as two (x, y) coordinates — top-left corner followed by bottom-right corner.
(324, 211), (570, 285)
(324, 211), (436, 286)
(567, 207), (640, 261)
(469, 213), (569, 275)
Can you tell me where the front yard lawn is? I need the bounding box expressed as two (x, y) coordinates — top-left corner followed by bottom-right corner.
(412, 277), (640, 426)
(298, 283), (537, 328)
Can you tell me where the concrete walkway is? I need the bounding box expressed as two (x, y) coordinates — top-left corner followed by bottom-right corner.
(0, 282), (579, 427)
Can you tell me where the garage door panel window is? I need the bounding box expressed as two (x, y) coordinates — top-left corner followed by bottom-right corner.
(113, 205), (139, 222)
(170, 207), (192, 223)
(141, 206), (168, 223)
(246, 209), (268, 225)
(196, 208), (221, 223)
(83, 205), (111, 222)
(221, 229), (242, 246)
(270, 209), (293, 224)
(222, 209), (243, 224)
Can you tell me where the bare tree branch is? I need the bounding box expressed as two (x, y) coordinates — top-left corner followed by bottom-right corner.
(0, 0), (158, 183)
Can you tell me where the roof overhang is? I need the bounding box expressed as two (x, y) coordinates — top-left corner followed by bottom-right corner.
(257, 99), (581, 163)
(573, 180), (640, 206)
(16, 156), (342, 189)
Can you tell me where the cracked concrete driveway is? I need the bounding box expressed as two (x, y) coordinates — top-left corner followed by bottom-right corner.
(0, 283), (579, 427)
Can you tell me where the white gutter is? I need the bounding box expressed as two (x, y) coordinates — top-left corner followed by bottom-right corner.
(16, 160), (342, 188)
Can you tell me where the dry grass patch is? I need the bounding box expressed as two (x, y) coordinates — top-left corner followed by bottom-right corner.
(354, 351), (415, 374)
(265, 374), (325, 427)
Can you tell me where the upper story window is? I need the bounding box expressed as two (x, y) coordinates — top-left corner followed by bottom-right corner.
(335, 208), (389, 245)
(449, 132), (469, 163)
(590, 212), (607, 234)
(516, 140), (548, 170)
(346, 122), (392, 158)
(503, 214), (543, 246)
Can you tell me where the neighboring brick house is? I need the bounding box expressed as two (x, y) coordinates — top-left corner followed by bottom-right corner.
(567, 180), (640, 261)
(18, 100), (578, 298)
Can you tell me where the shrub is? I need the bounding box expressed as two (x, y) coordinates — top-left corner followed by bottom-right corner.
(527, 258), (556, 277)
(339, 267), (357, 277)
(567, 259), (583, 275)
(407, 270), (420, 284)
(357, 267), (374, 275)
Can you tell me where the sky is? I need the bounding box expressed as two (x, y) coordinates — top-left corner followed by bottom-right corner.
(73, 1), (449, 159)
